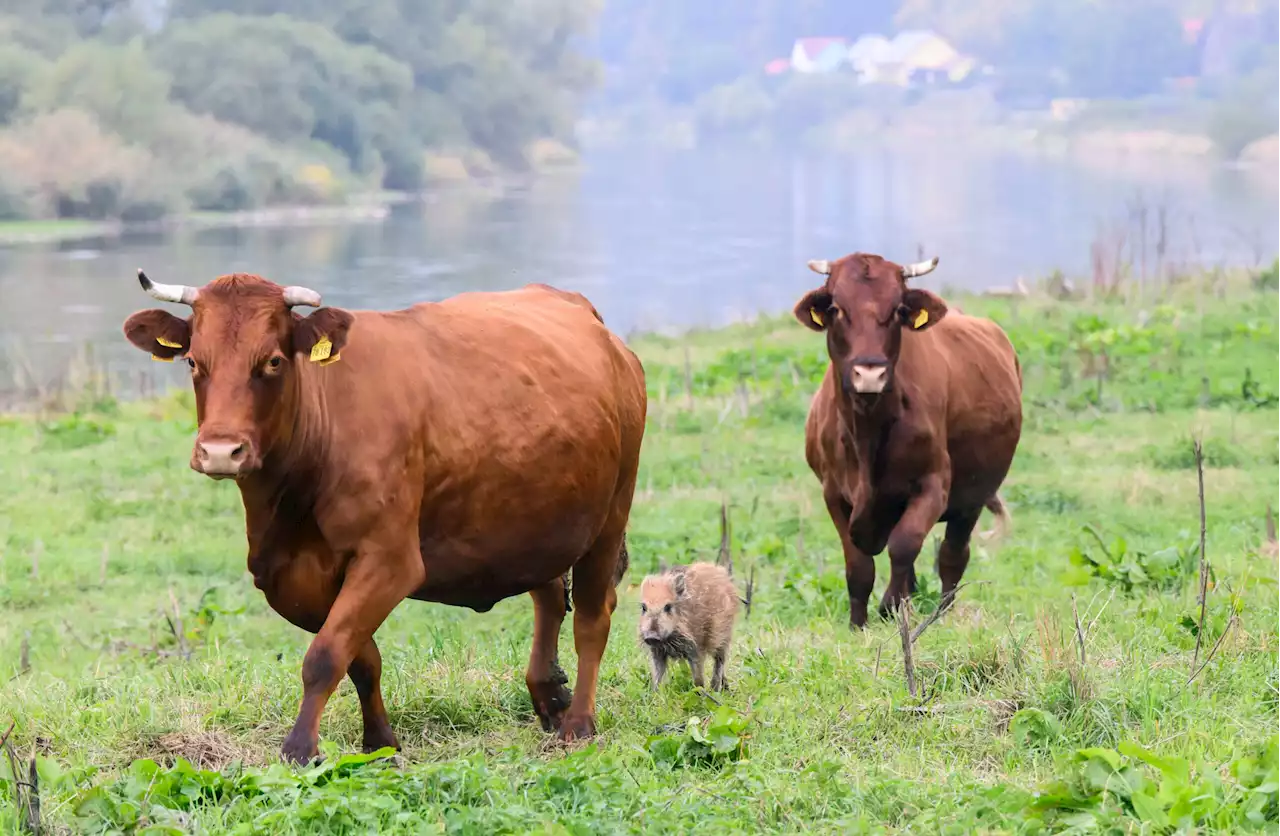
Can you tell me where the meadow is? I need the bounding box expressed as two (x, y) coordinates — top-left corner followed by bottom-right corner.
(0, 267), (1277, 834)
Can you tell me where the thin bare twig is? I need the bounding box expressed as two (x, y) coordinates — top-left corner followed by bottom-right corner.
(898, 604), (917, 698)
(1192, 439), (1210, 672)
(1071, 595), (1086, 665)
(166, 588), (189, 660)
(682, 344), (694, 412)
(910, 581), (985, 644)
(0, 721), (13, 751)
(1085, 589), (1116, 638)
(717, 499), (732, 575)
(1187, 613), (1239, 685)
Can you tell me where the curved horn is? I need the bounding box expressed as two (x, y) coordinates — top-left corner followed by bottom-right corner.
(901, 257), (939, 279)
(807, 259), (831, 276)
(281, 286), (322, 308)
(137, 269), (198, 305)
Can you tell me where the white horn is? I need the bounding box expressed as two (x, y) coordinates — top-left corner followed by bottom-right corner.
(137, 269), (197, 305)
(282, 286), (322, 308)
(807, 259), (831, 276)
(902, 257), (939, 279)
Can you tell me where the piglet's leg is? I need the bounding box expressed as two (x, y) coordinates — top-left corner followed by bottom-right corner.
(879, 472), (948, 621)
(688, 652), (706, 688)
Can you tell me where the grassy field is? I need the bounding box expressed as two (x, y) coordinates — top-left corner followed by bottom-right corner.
(1, 273), (1277, 834)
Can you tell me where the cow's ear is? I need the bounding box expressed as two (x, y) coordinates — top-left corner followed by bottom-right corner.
(293, 307), (354, 365)
(123, 309), (190, 360)
(793, 288), (832, 332)
(899, 289), (948, 332)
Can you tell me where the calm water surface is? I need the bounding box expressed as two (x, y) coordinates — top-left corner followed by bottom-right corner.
(1, 147), (1275, 398)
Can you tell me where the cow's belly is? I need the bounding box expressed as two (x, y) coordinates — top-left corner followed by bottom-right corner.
(407, 498), (608, 610)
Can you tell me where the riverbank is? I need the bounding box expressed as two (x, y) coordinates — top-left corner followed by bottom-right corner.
(0, 191), (413, 248)
(0, 273), (1275, 832)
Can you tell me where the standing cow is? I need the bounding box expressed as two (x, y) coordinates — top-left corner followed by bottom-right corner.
(793, 252), (1022, 628)
(122, 272), (646, 763)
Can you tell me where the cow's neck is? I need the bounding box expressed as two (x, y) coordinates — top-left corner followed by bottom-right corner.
(837, 380), (902, 473)
(237, 365), (331, 554)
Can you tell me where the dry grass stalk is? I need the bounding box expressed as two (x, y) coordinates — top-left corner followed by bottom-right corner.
(1192, 439), (1210, 672)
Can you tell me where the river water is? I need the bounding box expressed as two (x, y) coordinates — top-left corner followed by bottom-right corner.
(0, 147), (1275, 400)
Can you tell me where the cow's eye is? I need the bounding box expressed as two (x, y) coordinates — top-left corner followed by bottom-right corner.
(186, 358), (196, 371)
(263, 356), (283, 374)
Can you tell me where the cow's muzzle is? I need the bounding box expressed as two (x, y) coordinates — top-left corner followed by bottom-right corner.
(850, 363), (889, 394)
(191, 436), (257, 479)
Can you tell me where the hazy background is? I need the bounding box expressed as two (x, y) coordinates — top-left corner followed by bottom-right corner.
(0, 0), (1276, 401)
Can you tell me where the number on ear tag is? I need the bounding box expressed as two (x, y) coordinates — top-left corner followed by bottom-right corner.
(310, 336), (333, 363)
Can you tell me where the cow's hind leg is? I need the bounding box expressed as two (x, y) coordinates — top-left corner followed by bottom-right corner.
(558, 527), (625, 742)
(348, 639), (399, 752)
(878, 474), (947, 621)
(936, 506), (982, 613)
(526, 578), (572, 732)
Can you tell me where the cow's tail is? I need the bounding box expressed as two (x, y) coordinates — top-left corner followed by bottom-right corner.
(561, 534), (630, 613)
(979, 493), (1012, 543)
(612, 534), (630, 587)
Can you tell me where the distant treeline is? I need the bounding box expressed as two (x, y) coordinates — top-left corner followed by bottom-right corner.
(0, 0), (600, 222)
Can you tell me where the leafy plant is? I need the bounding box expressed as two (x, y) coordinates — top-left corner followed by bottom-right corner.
(1065, 526), (1197, 594)
(1009, 708), (1063, 753)
(646, 706), (751, 769)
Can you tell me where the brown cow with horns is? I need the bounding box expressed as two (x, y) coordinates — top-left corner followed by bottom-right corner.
(793, 252), (1022, 628)
(122, 271), (646, 763)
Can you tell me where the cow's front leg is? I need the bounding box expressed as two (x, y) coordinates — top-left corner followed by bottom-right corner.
(281, 536), (425, 765)
(878, 473), (947, 621)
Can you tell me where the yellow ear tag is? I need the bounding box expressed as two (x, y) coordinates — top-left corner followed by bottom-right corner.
(155, 336), (182, 349)
(151, 354), (173, 362)
(913, 309), (929, 329)
(810, 309), (824, 327)
(309, 335), (333, 363)
(317, 353), (341, 367)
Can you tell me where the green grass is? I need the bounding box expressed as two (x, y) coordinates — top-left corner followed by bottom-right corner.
(1, 279), (1277, 834)
(0, 219), (116, 245)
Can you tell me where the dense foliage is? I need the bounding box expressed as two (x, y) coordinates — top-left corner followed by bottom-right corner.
(0, 0), (600, 221)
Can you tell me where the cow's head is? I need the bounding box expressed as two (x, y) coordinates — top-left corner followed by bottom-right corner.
(793, 252), (947, 398)
(122, 271), (353, 479)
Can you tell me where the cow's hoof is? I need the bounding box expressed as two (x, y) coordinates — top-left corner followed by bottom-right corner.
(281, 731), (319, 766)
(530, 681), (573, 732)
(362, 729), (400, 754)
(556, 713), (596, 742)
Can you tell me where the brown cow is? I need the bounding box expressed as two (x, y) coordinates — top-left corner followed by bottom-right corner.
(121, 271), (646, 763)
(793, 252), (1021, 628)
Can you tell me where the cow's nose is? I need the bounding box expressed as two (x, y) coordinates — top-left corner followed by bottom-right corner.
(851, 364), (888, 393)
(195, 440), (248, 477)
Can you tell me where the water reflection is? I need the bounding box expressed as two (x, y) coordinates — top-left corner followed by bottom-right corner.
(0, 147), (1274, 399)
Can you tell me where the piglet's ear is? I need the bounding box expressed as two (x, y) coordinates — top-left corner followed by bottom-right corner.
(123, 309), (190, 360)
(898, 289), (948, 332)
(793, 288), (832, 332)
(293, 307), (354, 365)
(672, 572), (687, 598)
